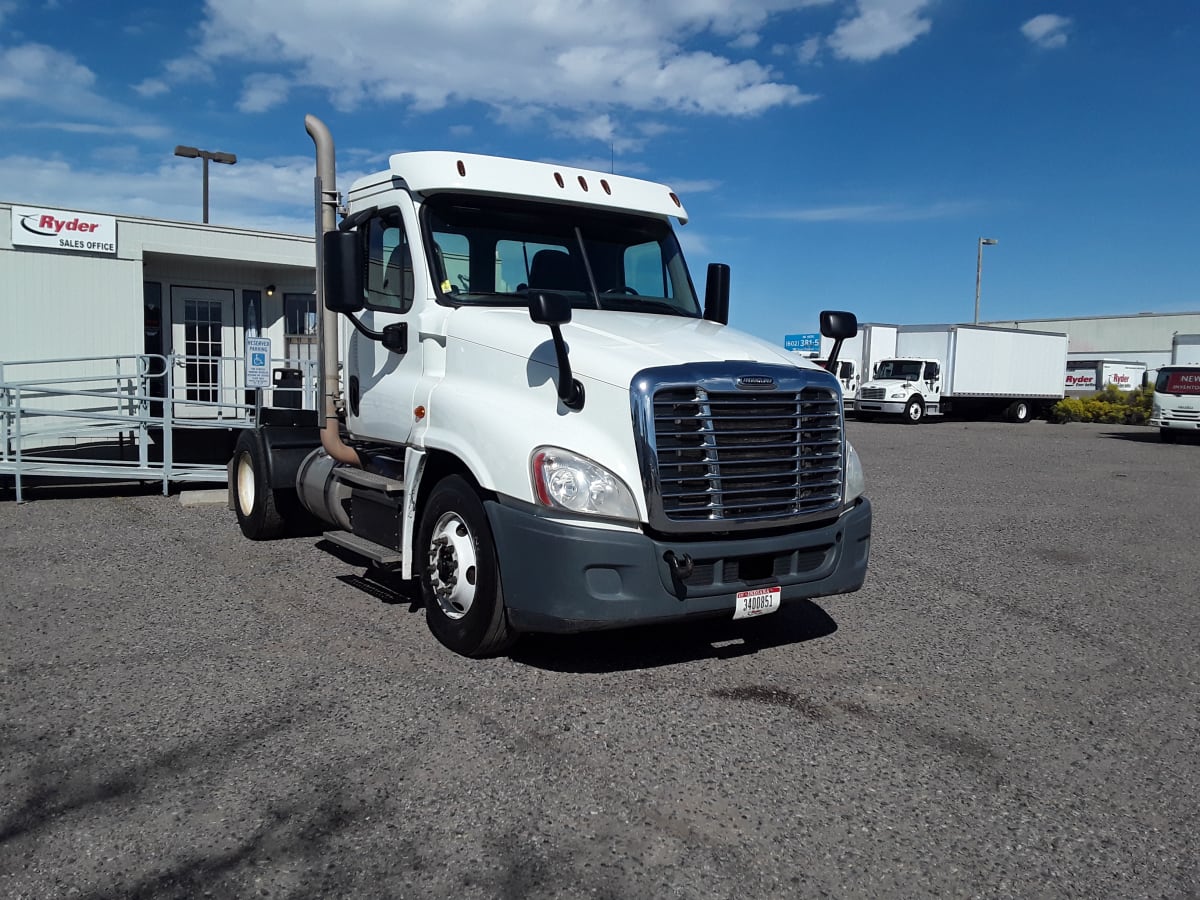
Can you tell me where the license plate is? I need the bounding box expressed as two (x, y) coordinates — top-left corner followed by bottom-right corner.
(733, 586), (781, 620)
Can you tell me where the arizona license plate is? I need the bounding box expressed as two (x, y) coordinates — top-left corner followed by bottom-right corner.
(733, 586), (781, 620)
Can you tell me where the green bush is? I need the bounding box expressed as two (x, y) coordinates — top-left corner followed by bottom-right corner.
(1051, 384), (1153, 425)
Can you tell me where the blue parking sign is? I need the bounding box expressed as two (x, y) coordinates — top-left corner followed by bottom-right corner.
(784, 333), (821, 353)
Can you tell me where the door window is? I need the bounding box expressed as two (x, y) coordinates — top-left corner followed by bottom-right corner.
(365, 210), (414, 312)
(182, 298), (222, 403)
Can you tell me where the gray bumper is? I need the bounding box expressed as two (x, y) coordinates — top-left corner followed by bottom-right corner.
(485, 498), (872, 634)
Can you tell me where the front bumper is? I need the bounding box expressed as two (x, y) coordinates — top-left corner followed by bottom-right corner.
(856, 399), (907, 415)
(485, 497), (872, 634)
(1151, 417), (1200, 430)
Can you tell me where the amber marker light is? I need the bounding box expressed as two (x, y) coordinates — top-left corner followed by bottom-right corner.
(414, 406), (426, 420)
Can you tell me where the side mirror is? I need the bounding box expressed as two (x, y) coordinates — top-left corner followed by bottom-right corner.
(819, 310), (858, 340)
(529, 292), (583, 411)
(703, 263), (730, 325)
(529, 291), (572, 326)
(323, 230), (364, 313)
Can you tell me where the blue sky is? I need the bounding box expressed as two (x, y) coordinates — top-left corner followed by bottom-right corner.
(2, 1), (1197, 344)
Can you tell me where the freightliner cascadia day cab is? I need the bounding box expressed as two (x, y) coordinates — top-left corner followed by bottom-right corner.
(230, 116), (872, 657)
(855, 324), (1067, 424)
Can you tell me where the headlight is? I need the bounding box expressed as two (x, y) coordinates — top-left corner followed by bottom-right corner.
(1152, 403), (1162, 417)
(530, 447), (639, 521)
(845, 441), (866, 505)
(888, 390), (907, 399)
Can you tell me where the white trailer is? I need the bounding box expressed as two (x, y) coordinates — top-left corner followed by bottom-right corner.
(228, 115), (873, 658)
(1065, 359), (1147, 395)
(855, 324), (1067, 424)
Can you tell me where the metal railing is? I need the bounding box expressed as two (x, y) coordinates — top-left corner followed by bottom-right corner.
(1, 353), (318, 502)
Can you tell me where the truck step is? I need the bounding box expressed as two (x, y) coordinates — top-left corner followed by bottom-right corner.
(322, 530), (404, 567)
(332, 466), (405, 494)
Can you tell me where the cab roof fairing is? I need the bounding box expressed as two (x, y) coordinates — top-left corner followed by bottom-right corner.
(345, 151), (689, 224)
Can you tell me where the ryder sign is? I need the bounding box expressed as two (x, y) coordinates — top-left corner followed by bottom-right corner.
(11, 206), (117, 255)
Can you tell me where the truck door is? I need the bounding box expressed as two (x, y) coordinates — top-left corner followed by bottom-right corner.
(347, 207), (424, 446)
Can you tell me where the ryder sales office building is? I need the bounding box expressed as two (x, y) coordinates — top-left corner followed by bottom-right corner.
(1, 201), (318, 412)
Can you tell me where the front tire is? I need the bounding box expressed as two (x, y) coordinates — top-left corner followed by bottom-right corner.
(1160, 428), (1177, 444)
(903, 397), (925, 424)
(233, 429), (285, 540)
(417, 476), (515, 658)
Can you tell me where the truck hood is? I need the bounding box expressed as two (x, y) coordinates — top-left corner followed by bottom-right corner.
(445, 307), (817, 386)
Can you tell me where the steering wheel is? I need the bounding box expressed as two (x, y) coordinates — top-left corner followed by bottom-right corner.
(604, 285), (639, 295)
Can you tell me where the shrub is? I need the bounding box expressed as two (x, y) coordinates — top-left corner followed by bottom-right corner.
(1050, 384), (1153, 425)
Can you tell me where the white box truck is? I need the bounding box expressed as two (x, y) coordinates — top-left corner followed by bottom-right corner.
(855, 324), (1067, 424)
(229, 115), (872, 657)
(817, 323), (899, 410)
(1151, 340), (1200, 442)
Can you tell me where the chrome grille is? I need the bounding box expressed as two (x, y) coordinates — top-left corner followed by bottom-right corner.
(633, 366), (844, 532)
(859, 387), (886, 400)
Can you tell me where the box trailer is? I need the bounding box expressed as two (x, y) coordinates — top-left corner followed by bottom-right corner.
(1065, 359), (1147, 395)
(855, 324), (1067, 423)
(1172, 334), (1200, 366)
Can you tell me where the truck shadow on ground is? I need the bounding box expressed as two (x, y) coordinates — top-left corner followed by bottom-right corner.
(1100, 429), (1197, 445)
(511, 599), (838, 673)
(325, 549), (839, 672)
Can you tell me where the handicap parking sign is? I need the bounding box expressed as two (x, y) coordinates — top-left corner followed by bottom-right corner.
(245, 337), (272, 388)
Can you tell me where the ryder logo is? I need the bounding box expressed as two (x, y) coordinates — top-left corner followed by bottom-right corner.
(20, 213), (103, 237)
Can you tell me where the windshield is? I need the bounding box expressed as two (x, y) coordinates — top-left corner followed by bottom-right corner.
(422, 193), (700, 316)
(1155, 367), (1200, 395)
(875, 360), (923, 381)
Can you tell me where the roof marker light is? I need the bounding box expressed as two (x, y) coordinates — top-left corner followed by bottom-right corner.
(669, 192), (681, 208)
(600, 179), (611, 195)
(577, 176), (589, 192)
(554, 172), (564, 188)
(457, 160), (466, 176)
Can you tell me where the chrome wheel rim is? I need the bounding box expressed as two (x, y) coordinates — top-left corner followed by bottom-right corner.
(427, 512), (477, 620)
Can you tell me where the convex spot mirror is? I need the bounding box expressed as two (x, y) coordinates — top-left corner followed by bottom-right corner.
(529, 291), (572, 326)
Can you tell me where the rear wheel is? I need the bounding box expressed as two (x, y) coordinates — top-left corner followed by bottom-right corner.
(1006, 400), (1033, 423)
(418, 476), (515, 658)
(903, 397), (925, 424)
(232, 429), (285, 540)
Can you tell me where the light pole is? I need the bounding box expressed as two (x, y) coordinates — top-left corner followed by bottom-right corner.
(969, 237), (998, 326)
(174, 145), (237, 223)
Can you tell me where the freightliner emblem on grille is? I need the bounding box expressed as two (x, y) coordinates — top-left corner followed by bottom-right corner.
(736, 375), (777, 390)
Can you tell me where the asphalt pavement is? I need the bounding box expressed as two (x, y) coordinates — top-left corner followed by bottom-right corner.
(1, 419), (1197, 899)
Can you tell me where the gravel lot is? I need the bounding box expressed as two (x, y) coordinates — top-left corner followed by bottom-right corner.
(2, 420), (1197, 899)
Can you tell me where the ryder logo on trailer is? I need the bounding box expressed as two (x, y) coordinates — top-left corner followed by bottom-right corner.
(10, 205), (117, 255)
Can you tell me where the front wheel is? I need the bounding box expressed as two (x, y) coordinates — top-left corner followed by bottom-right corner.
(232, 429), (285, 540)
(417, 475), (515, 658)
(1160, 428), (1177, 444)
(903, 397), (925, 424)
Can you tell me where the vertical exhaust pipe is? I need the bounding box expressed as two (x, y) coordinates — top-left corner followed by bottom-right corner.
(305, 114), (361, 467)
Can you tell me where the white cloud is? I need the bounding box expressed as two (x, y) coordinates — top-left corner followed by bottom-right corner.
(1021, 14), (1071, 49)
(729, 32), (761, 50)
(133, 78), (169, 98)
(827, 0), (933, 62)
(0, 41), (165, 136)
(237, 73), (290, 113)
(752, 200), (972, 222)
(797, 35), (823, 64)
(184, 0), (820, 118)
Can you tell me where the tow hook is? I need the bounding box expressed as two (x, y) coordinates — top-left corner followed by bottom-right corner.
(664, 550), (694, 581)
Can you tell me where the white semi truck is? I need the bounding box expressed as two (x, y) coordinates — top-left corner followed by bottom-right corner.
(855, 324), (1068, 424)
(230, 116), (872, 657)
